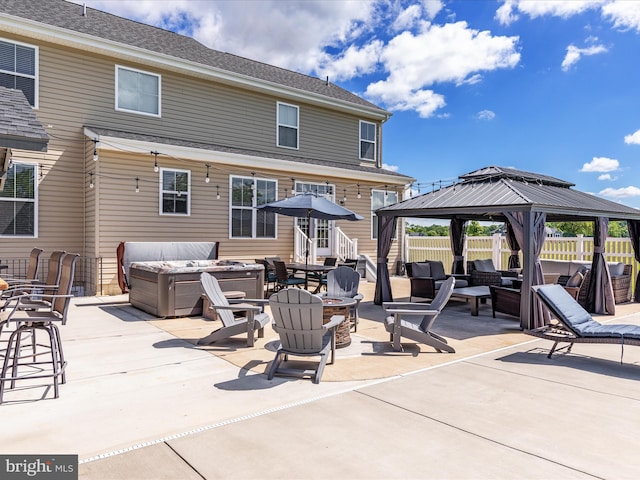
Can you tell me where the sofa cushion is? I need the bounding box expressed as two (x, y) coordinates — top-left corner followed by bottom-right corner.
(568, 261), (591, 275)
(429, 261), (447, 280)
(474, 259), (496, 273)
(609, 262), (625, 276)
(411, 262), (431, 278)
(565, 270), (584, 288)
(540, 259), (571, 276)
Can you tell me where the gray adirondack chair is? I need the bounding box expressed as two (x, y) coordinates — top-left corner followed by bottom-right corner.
(382, 276), (456, 353)
(197, 273), (270, 347)
(322, 265), (363, 332)
(268, 288), (345, 384)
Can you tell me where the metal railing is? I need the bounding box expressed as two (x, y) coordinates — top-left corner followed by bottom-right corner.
(1, 255), (103, 296)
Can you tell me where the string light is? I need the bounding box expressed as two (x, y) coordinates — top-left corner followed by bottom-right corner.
(135, 176), (140, 193)
(89, 172), (94, 189)
(93, 139), (99, 161)
(251, 172), (256, 190)
(343, 188), (347, 203)
(151, 151), (159, 173)
(291, 177), (295, 195)
(357, 184), (361, 199)
(216, 185), (220, 200)
(205, 164), (210, 183)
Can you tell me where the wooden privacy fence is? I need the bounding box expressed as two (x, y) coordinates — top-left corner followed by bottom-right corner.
(405, 234), (638, 289)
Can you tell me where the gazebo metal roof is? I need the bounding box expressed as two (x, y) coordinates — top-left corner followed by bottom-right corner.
(378, 166), (640, 222)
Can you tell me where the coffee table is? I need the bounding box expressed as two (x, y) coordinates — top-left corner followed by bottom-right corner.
(450, 286), (491, 316)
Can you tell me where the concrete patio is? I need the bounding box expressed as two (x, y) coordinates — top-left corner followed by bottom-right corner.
(2, 276), (640, 479)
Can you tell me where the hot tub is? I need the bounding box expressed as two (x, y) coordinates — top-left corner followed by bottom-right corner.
(128, 260), (264, 318)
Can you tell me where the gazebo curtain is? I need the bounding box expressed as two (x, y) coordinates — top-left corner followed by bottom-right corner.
(504, 211), (547, 329)
(450, 218), (467, 274)
(586, 217), (615, 315)
(505, 222), (521, 269)
(628, 220), (640, 302)
(374, 214), (397, 305)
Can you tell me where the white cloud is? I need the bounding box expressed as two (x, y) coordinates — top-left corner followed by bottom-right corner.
(319, 41), (383, 82)
(365, 22), (519, 117)
(580, 157), (620, 172)
(476, 110), (496, 120)
(392, 4), (423, 32)
(561, 43), (608, 71)
(496, 0), (607, 25)
(624, 129), (640, 144)
(382, 163), (400, 172)
(598, 173), (616, 180)
(599, 186), (640, 198)
(602, 0), (640, 32)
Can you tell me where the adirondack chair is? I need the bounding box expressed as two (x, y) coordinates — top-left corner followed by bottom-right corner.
(0, 253), (79, 402)
(321, 266), (363, 332)
(383, 276), (456, 353)
(197, 273), (270, 347)
(268, 288), (345, 384)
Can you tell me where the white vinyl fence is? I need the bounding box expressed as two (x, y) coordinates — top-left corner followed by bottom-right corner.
(405, 233), (638, 287)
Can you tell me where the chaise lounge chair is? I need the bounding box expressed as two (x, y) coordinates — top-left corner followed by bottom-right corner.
(382, 276), (456, 353)
(529, 284), (640, 361)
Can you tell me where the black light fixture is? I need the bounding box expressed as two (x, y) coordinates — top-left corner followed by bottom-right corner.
(216, 184), (220, 200)
(205, 164), (210, 183)
(151, 151), (159, 173)
(89, 172), (94, 189)
(93, 139), (99, 161)
(291, 177), (295, 195)
(343, 188), (347, 203)
(135, 176), (140, 193)
(357, 184), (361, 199)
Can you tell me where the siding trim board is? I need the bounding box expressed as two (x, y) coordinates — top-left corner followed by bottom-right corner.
(84, 127), (412, 186)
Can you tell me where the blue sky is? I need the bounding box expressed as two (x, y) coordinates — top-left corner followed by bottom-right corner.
(77, 0), (640, 208)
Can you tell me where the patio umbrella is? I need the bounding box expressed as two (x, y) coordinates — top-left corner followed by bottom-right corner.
(257, 192), (363, 266)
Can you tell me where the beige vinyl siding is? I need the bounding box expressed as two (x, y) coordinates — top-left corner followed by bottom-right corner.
(0, 32), (404, 295)
(31, 39), (377, 167)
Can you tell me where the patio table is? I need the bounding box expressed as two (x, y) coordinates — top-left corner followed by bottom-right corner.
(287, 262), (336, 292)
(450, 286), (491, 316)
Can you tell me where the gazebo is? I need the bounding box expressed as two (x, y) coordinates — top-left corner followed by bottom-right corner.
(374, 166), (640, 330)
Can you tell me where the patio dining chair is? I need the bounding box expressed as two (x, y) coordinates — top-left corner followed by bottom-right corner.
(2, 247), (44, 287)
(382, 276), (456, 353)
(255, 259), (277, 295)
(273, 260), (306, 291)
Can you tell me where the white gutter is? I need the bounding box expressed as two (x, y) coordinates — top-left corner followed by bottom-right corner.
(0, 14), (389, 120)
(84, 127), (410, 185)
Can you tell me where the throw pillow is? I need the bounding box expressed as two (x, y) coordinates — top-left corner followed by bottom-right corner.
(474, 259), (496, 273)
(565, 270), (584, 288)
(429, 261), (447, 280)
(609, 262), (625, 277)
(411, 262), (431, 278)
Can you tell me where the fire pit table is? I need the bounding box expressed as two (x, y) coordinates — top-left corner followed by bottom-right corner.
(322, 297), (356, 348)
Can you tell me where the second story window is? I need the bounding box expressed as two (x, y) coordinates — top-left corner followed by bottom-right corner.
(277, 102), (299, 149)
(360, 121), (376, 161)
(0, 38), (37, 107)
(116, 65), (161, 116)
(160, 168), (190, 215)
(0, 162), (37, 237)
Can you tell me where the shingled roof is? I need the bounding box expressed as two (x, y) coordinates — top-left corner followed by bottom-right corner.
(0, 86), (48, 151)
(0, 0), (388, 115)
(378, 165), (640, 222)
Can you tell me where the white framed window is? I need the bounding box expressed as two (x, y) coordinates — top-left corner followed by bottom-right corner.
(230, 175), (277, 238)
(359, 120), (376, 161)
(0, 38), (38, 107)
(115, 65), (161, 116)
(277, 102), (299, 149)
(0, 162), (37, 237)
(371, 189), (398, 239)
(160, 168), (190, 215)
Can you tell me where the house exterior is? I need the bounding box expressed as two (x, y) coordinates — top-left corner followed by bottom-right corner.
(0, 0), (413, 295)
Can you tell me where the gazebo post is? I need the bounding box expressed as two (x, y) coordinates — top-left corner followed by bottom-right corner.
(520, 210), (535, 330)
